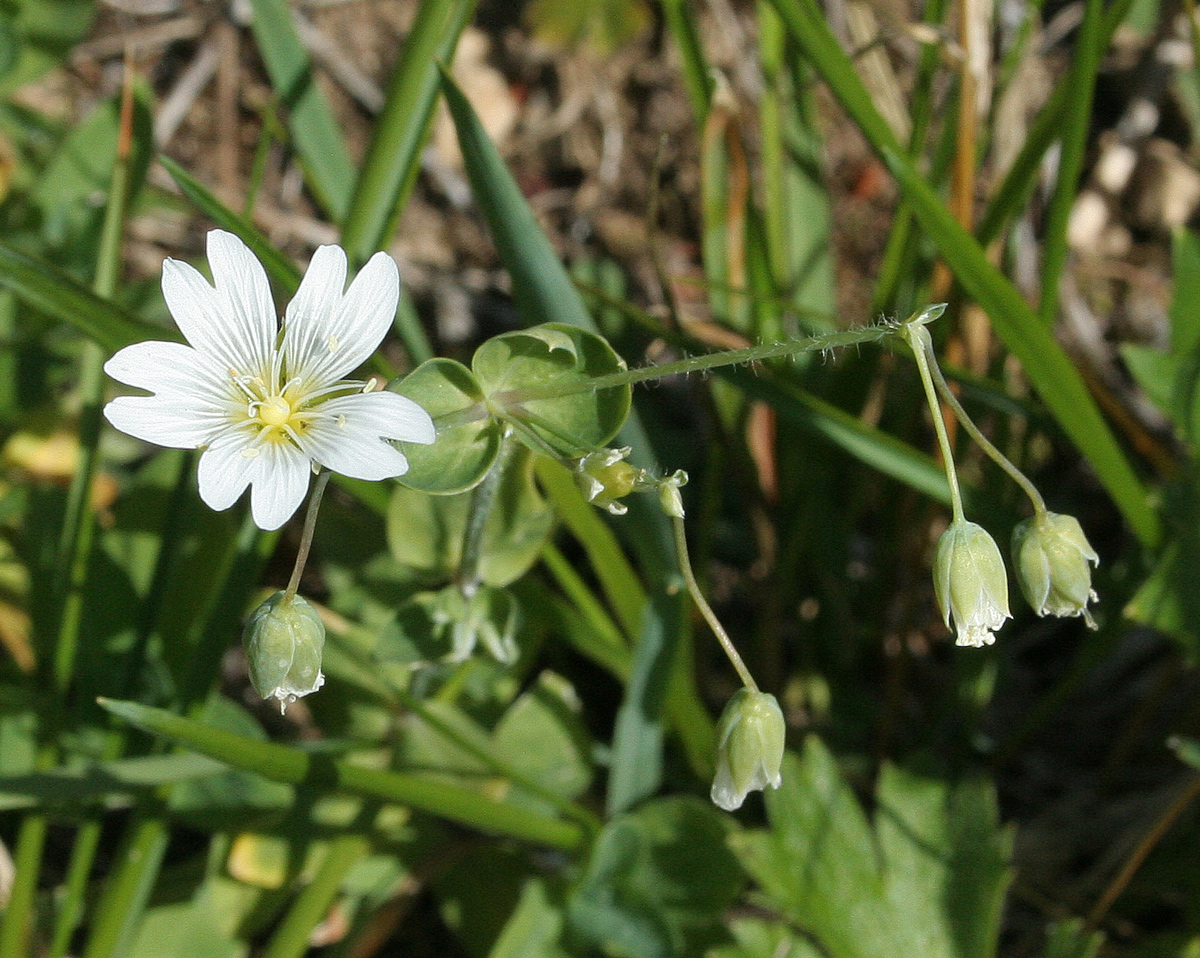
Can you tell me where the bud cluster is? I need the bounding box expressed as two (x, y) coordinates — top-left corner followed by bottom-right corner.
(902, 309), (1101, 648)
(571, 446), (688, 518)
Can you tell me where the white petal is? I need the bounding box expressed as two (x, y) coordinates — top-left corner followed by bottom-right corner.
(160, 234), (275, 377)
(104, 340), (231, 404)
(319, 391), (436, 444)
(197, 430), (257, 511)
(294, 392), (433, 480)
(286, 251), (399, 385)
(282, 245), (348, 381)
(104, 395), (225, 448)
(207, 230), (277, 373)
(249, 442), (312, 530)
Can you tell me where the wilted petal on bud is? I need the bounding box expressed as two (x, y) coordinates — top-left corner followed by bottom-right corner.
(243, 591), (326, 713)
(573, 447), (640, 515)
(1012, 512), (1099, 628)
(933, 520), (1010, 648)
(657, 470), (688, 519)
(711, 688), (786, 812)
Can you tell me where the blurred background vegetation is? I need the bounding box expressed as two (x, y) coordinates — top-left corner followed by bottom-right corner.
(0, 0), (1199, 955)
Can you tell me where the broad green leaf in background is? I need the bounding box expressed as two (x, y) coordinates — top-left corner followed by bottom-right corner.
(488, 878), (568, 958)
(387, 445), (553, 587)
(390, 357), (503, 494)
(0, 242), (171, 353)
(98, 697), (586, 852)
(732, 738), (1012, 958)
(0, 0), (93, 95)
(474, 324), (632, 458)
(568, 797), (745, 958)
(524, 0), (651, 54)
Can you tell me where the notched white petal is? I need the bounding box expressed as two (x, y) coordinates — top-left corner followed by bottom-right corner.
(197, 432), (256, 511)
(104, 340), (229, 402)
(104, 396), (223, 449)
(249, 442), (311, 531)
(286, 251), (399, 385)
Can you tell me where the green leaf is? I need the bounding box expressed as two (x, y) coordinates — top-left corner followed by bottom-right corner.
(568, 797), (744, 958)
(495, 672), (593, 806)
(475, 323), (632, 457)
(441, 72), (595, 332)
(732, 738), (1013, 958)
(0, 754), (231, 811)
(0, 241), (171, 352)
(245, 0), (354, 220)
(488, 878), (568, 958)
(524, 0), (651, 54)
(387, 445), (554, 587)
(97, 697), (586, 851)
(389, 357), (501, 494)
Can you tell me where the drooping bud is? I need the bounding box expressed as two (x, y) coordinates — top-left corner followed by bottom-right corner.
(573, 447), (641, 515)
(657, 470), (688, 519)
(933, 520), (1011, 648)
(243, 591), (326, 713)
(710, 688), (786, 812)
(1012, 512), (1099, 628)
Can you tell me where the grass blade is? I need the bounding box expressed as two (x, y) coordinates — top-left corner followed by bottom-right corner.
(340, 0), (477, 265)
(768, 0), (1161, 547)
(245, 0), (355, 220)
(98, 698), (586, 851)
(0, 242), (171, 352)
(159, 155), (302, 296)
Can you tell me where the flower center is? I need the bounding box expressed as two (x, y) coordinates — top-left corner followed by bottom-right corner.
(257, 396), (293, 428)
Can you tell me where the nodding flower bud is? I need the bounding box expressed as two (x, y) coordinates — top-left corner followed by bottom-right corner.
(657, 470), (688, 519)
(710, 688), (786, 812)
(573, 447), (641, 515)
(243, 591), (326, 713)
(1012, 512), (1099, 628)
(933, 520), (1011, 648)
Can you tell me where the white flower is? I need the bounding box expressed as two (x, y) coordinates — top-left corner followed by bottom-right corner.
(103, 230), (436, 531)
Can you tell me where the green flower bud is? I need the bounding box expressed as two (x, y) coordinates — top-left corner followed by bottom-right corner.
(711, 688), (786, 811)
(573, 447), (640, 515)
(243, 591), (326, 713)
(1012, 512), (1099, 628)
(657, 470), (688, 519)
(933, 520), (1010, 648)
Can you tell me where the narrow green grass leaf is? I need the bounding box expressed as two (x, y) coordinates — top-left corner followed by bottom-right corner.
(159, 155), (302, 296)
(0, 754), (231, 810)
(1037, 0), (1104, 326)
(245, 0), (354, 220)
(441, 69), (594, 332)
(98, 698), (585, 851)
(340, 0), (477, 265)
(769, 0), (1161, 547)
(0, 241), (171, 352)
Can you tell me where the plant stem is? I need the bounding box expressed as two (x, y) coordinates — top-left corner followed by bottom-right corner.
(671, 516), (758, 692)
(455, 431), (514, 596)
(918, 332), (1047, 516)
(905, 322), (966, 522)
(284, 470), (332, 602)
(484, 325), (894, 411)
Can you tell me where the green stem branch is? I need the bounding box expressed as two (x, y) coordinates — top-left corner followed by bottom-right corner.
(672, 516), (758, 692)
(905, 323), (966, 522)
